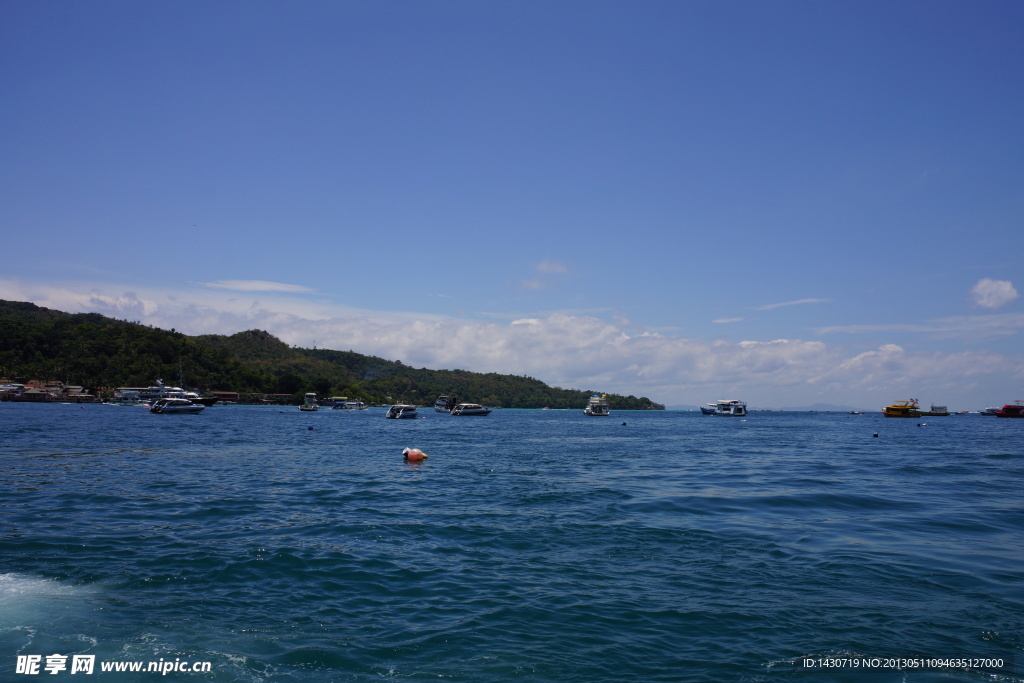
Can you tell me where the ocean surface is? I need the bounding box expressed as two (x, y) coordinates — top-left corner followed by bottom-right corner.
(1, 403), (1021, 682)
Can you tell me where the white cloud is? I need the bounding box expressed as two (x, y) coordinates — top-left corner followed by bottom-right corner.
(520, 260), (570, 290)
(520, 278), (546, 291)
(0, 279), (429, 328)
(200, 280), (314, 293)
(970, 278), (1018, 310)
(755, 298), (830, 311)
(2, 279), (1022, 409)
(713, 317), (743, 324)
(535, 260), (568, 274)
(816, 312), (1024, 341)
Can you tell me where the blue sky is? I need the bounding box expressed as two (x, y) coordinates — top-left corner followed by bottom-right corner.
(2, 0), (1022, 409)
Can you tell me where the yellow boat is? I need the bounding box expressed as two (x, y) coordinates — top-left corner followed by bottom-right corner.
(883, 399), (921, 418)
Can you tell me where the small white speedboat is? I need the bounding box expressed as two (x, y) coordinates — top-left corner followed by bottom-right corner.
(451, 403), (491, 416)
(386, 404), (419, 419)
(150, 398), (205, 414)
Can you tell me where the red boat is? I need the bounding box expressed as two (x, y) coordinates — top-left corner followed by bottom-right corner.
(994, 401), (1024, 418)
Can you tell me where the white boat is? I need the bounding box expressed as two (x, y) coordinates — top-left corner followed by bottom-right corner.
(139, 380), (190, 402)
(434, 395), (458, 413)
(106, 389), (146, 406)
(138, 380), (216, 406)
(451, 403), (491, 416)
(712, 399), (747, 416)
(150, 397), (205, 414)
(386, 404), (419, 419)
(584, 394), (610, 416)
(980, 407), (999, 416)
(341, 399), (368, 410)
(299, 393), (319, 411)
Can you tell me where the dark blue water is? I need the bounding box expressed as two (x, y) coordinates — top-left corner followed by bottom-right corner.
(1, 404), (1021, 681)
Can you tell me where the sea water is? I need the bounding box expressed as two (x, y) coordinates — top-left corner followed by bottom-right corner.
(1, 403), (1021, 681)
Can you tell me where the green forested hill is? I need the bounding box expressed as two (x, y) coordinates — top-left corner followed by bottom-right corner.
(0, 300), (663, 409)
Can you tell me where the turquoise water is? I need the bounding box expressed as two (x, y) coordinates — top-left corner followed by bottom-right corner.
(1, 404), (1021, 681)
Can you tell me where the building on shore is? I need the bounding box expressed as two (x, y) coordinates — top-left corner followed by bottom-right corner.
(0, 379), (99, 402)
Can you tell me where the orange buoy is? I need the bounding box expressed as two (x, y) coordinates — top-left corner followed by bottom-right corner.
(402, 447), (428, 461)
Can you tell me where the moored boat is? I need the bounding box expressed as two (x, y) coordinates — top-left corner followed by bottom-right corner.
(883, 399), (920, 418)
(386, 404), (419, 419)
(150, 397), (205, 414)
(106, 389), (146, 406)
(994, 401), (1024, 418)
(980, 407), (999, 416)
(712, 399), (747, 416)
(138, 380), (190, 403)
(434, 395), (458, 413)
(451, 403), (491, 416)
(341, 399), (368, 410)
(299, 393), (319, 411)
(584, 394), (610, 416)
(137, 380), (216, 406)
(919, 404), (950, 416)
(700, 403), (717, 415)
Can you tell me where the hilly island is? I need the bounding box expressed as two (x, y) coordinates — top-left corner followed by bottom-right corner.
(0, 300), (663, 410)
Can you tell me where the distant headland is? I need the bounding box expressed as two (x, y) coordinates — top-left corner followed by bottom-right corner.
(0, 300), (664, 410)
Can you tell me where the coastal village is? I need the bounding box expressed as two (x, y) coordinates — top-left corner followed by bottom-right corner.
(1, 380), (99, 403)
(2, 379), (1021, 416)
(0, 380), (246, 404)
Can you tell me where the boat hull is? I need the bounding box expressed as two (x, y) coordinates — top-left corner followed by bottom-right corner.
(883, 400), (920, 418)
(451, 404), (491, 416)
(150, 399), (205, 414)
(708, 400), (747, 416)
(386, 405), (419, 419)
(994, 403), (1024, 417)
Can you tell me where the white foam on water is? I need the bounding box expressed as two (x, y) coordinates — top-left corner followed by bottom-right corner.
(0, 572), (76, 604)
(0, 573), (85, 655)
(0, 573), (86, 630)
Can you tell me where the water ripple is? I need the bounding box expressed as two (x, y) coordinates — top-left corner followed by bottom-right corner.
(1, 406), (1021, 681)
